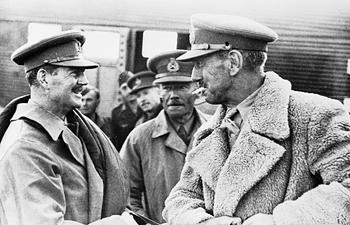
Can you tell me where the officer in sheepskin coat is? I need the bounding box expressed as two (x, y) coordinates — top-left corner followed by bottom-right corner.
(162, 14), (350, 225)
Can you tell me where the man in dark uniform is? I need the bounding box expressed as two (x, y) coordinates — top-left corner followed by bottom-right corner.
(111, 71), (142, 151)
(0, 30), (134, 225)
(120, 50), (209, 223)
(127, 70), (163, 126)
(80, 84), (111, 137)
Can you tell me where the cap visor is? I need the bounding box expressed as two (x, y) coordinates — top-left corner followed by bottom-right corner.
(176, 49), (220, 61)
(154, 76), (193, 84)
(130, 85), (156, 95)
(50, 58), (99, 69)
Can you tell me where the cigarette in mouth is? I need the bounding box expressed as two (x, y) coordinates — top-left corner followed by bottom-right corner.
(192, 87), (205, 96)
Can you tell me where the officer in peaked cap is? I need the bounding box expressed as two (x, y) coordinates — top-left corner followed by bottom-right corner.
(120, 50), (209, 223)
(163, 13), (350, 225)
(0, 30), (135, 225)
(127, 70), (162, 126)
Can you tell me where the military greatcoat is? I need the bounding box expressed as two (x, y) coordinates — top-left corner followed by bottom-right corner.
(163, 72), (350, 225)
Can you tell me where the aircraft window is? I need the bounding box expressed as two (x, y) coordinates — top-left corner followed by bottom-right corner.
(142, 30), (177, 58)
(82, 31), (120, 64)
(28, 23), (62, 43)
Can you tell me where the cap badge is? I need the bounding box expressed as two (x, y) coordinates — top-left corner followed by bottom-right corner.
(167, 58), (179, 72)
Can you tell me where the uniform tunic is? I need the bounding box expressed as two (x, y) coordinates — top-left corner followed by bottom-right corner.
(120, 109), (208, 223)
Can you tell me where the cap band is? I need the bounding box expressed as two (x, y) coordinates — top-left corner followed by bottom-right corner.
(191, 29), (268, 52)
(43, 54), (83, 64)
(191, 43), (231, 51)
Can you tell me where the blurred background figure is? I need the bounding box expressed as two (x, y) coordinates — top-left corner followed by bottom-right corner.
(111, 71), (142, 151)
(127, 71), (162, 126)
(81, 85), (111, 137)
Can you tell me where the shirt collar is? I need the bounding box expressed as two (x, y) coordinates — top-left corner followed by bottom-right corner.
(12, 100), (66, 141)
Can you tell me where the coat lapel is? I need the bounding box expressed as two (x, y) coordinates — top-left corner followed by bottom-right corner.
(152, 110), (187, 154)
(187, 106), (228, 190)
(248, 71), (291, 141)
(188, 127), (230, 190)
(214, 128), (287, 215)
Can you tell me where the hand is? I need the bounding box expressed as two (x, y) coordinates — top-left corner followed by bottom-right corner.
(242, 213), (274, 225)
(230, 217), (242, 225)
(121, 212), (138, 225)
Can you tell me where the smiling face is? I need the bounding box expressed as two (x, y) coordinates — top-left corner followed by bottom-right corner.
(159, 82), (198, 119)
(191, 52), (233, 105)
(45, 66), (88, 116)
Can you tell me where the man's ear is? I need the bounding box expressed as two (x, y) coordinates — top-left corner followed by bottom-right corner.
(228, 50), (243, 76)
(36, 68), (49, 87)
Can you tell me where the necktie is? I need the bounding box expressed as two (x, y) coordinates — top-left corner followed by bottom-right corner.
(177, 125), (189, 145)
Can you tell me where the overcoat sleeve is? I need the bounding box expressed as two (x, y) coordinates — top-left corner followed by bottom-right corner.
(120, 131), (147, 217)
(272, 101), (350, 224)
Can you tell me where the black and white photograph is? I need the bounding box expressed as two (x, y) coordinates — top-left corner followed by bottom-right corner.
(0, 0), (350, 224)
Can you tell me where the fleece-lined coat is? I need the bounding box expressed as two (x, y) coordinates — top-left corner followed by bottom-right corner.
(163, 72), (350, 225)
(120, 108), (208, 223)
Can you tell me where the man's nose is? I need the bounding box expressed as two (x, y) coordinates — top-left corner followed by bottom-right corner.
(78, 73), (89, 85)
(168, 88), (179, 98)
(191, 67), (203, 81)
(169, 91), (179, 100)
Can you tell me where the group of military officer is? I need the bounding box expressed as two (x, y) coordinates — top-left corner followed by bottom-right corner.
(1, 12), (350, 225)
